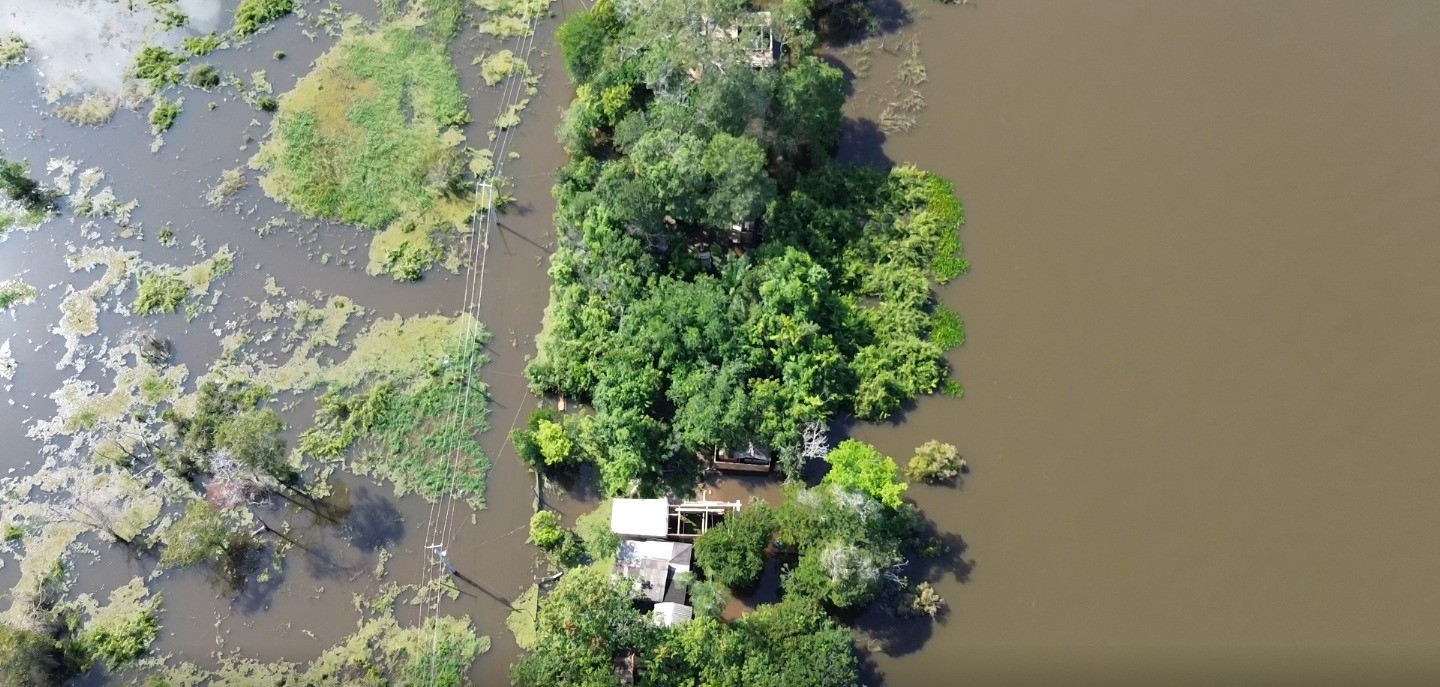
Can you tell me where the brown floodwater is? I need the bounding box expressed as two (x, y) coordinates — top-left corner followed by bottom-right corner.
(842, 1), (1440, 685)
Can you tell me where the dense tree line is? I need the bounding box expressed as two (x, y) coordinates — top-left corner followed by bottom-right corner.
(526, 0), (966, 495)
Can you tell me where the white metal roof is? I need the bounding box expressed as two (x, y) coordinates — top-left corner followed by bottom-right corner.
(652, 602), (694, 627)
(610, 498), (670, 539)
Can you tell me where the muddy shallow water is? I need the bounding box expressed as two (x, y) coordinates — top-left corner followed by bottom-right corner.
(1, 0), (574, 682)
(847, 1), (1440, 685)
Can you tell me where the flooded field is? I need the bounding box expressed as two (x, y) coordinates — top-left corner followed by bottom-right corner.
(0, 0), (572, 682)
(846, 1), (1440, 685)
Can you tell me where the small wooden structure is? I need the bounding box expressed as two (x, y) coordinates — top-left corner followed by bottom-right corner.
(667, 500), (741, 540)
(712, 443), (772, 474)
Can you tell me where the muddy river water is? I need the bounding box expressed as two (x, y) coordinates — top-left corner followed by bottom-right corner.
(849, 1), (1440, 685)
(3, 0), (1440, 685)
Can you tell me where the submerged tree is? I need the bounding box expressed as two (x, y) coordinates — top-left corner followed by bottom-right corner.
(0, 622), (61, 687)
(0, 157), (52, 211)
(159, 500), (231, 568)
(905, 440), (963, 484)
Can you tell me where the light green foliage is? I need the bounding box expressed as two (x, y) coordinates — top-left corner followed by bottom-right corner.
(233, 0), (295, 36)
(133, 46), (184, 87)
(0, 279), (38, 310)
(533, 420), (573, 466)
(822, 440), (907, 509)
(905, 439), (961, 484)
(526, 510), (564, 550)
(251, 0), (471, 282)
(133, 270), (188, 314)
(148, 97), (180, 134)
(573, 500), (619, 561)
(182, 33), (223, 56)
(506, 584), (540, 650)
(694, 501), (773, 590)
(75, 581), (161, 669)
(159, 500), (230, 568)
(214, 408), (290, 480)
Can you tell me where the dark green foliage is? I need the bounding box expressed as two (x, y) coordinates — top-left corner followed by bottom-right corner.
(528, 0), (967, 496)
(160, 380), (272, 476)
(182, 33), (222, 56)
(0, 157), (52, 211)
(0, 623), (60, 686)
(186, 64), (220, 89)
(694, 502), (773, 590)
(775, 481), (918, 610)
(255, 95), (279, 112)
(511, 567), (860, 687)
(233, 0), (295, 36)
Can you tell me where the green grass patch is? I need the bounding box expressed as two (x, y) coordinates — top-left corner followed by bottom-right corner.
(233, 0), (296, 36)
(251, 0), (473, 280)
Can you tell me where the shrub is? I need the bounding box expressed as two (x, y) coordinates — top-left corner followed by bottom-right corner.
(80, 611), (159, 667)
(905, 440), (962, 484)
(186, 64), (220, 90)
(182, 33), (222, 56)
(694, 502), (774, 590)
(822, 440), (908, 509)
(527, 510), (564, 551)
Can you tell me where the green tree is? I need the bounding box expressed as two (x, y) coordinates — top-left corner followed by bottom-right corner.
(509, 566), (658, 687)
(554, 0), (620, 84)
(694, 502), (773, 590)
(214, 408), (291, 482)
(527, 510), (565, 551)
(0, 157), (51, 211)
(775, 56), (845, 157)
(822, 440), (907, 509)
(534, 420), (574, 466)
(160, 501), (230, 568)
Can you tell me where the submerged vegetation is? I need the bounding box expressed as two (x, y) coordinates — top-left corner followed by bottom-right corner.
(251, 0), (474, 280)
(527, 0), (967, 495)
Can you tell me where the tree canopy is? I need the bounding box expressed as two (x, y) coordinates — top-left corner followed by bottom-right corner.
(528, 0), (967, 495)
